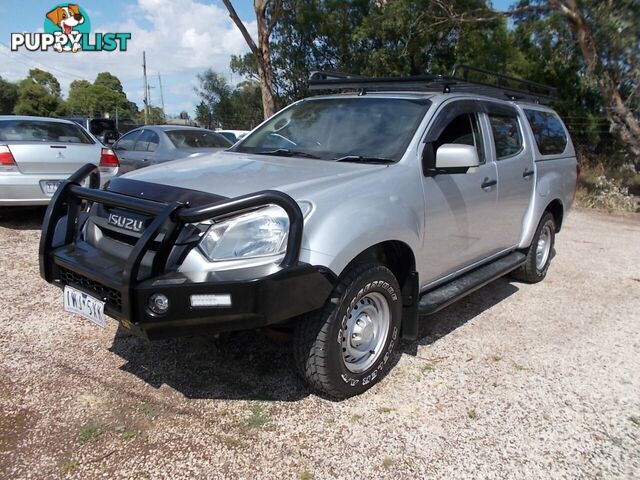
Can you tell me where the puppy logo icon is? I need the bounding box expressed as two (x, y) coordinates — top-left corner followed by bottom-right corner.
(45, 4), (90, 53)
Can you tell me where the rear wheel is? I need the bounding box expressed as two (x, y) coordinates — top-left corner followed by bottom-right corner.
(293, 263), (402, 399)
(511, 211), (556, 283)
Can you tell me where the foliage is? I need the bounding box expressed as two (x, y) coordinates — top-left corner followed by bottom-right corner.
(0, 76), (18, 115)
(195, 69), (263, 130)
(67, 73), (137, 119)
(512, 0), (640, 169)
(136, 106), (166, 125)
(576, 175), (636, 212)
(229, 1), (532, 106)
(13, 69), (66, 117)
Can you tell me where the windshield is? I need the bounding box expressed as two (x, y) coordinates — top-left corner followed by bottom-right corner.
(235, 97), (431, 161)
(166, 130), (232, 149)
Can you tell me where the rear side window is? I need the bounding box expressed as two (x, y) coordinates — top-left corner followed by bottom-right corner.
(166, 130), (232, 148)
(0, 120), (94, 144)
(488, 114), (523, 159)
(524, 109), (568, 155)
(135, 130), (160, 152)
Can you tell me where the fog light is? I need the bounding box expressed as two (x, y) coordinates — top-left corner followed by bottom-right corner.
(190, 294), (232, 308)
(148, 293), (169, 314)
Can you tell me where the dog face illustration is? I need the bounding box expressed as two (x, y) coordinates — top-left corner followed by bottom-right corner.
(46, 5), (85, 35)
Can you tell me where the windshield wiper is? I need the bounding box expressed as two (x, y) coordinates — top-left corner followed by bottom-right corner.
(335, 155), (395, 164)
(255, 148), (321, 159)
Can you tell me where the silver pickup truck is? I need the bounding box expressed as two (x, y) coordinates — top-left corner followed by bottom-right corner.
(39, 67), (578, 398)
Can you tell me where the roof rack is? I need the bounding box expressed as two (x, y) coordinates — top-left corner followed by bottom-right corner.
(308, 64), (557, 105)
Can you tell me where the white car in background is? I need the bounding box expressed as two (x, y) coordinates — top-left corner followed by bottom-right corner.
(0, 116), (118, 206)
(215, 129), (250, 143)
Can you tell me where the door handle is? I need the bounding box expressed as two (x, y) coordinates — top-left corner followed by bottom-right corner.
(481, 178), (497, 189)
(523, 169), (534, 179)
(142, 158), (150, 162)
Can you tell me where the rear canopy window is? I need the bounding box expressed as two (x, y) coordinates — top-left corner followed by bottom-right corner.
(166, 130), (232, 149)
(0, 120), (94, 144)
(524, 109), (568, 155)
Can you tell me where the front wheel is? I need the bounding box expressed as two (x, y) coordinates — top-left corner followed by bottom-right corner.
(511, 211), (556, 283)
(293, 263), (402, 399)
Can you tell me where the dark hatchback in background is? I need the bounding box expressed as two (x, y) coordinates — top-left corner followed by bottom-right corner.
(64, 117), (121, 146)
(113, 125), (232, 174)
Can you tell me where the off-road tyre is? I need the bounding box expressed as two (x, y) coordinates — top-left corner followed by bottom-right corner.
(293, 263), (402, 399)
(511, 211), (556, 283)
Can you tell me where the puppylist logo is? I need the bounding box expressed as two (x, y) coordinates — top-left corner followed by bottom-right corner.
(11, 4), (131, 53)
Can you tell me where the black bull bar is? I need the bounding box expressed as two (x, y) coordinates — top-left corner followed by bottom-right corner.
(39, 163), (305, 323)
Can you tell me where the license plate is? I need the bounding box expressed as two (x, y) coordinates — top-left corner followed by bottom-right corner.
(64, 286), (106, 328)
(40, 180), (61, 195)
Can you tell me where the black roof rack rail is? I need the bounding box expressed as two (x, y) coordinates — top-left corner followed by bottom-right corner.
(308, 65), (557, 105)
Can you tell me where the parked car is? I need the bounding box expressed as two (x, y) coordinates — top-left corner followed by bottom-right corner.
(215, 129), (250, 143)
(113, 126), (232, 174)
(0, 116), (118, 206)
(39, 66), (578, 398)
(64, 117), (121, 146)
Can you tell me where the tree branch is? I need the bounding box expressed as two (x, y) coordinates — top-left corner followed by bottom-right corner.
(267, 0), (283, 35)
(222, 0), (260, 58)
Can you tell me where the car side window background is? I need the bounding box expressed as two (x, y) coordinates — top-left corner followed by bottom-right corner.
(115, 130), (140, 151)
(524, 109), (568, 155)
(135, 130), (160, 152)
(488, 114), (523, 159)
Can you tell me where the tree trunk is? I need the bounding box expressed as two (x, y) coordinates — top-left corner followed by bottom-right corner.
(222, 0), (280, 119)
(550, 0), (640, 169)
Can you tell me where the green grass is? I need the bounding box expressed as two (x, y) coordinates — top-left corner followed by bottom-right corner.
(350, 414), (363, 422)
(467, 409), (478, 420)
(121, 429), (140, 440)
(512, 362), (527, 371)
(630, 415), (640, 426)
(61, 459), (79, 474)
(219, 434), (244, 449)
(490, 354), (502, 362)
(382, 457), (394, 468)
(140, 404), (157, 418)
(421, 363), (436, 373)
(299, 471), (314, 480)
(245, 405), (270, 429)
(78, 424), (106, 443)
(376, 407), (394, 414)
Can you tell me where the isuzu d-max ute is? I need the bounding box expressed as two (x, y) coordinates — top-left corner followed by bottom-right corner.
(40, 66), (578, 398)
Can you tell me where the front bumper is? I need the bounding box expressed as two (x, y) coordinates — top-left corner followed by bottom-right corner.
(50, 242), (334, 339)
(40, 164), (333, 340)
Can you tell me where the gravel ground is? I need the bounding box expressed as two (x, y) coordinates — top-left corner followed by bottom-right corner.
(0, 207), (638, 480)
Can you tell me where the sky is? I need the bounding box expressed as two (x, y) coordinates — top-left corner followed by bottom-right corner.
(0, 0), (515, 117)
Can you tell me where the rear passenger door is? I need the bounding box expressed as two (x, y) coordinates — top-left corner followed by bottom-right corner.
(484, 103), (535, 248)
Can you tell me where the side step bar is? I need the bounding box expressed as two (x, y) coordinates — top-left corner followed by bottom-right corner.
(418, 252), (526, 316)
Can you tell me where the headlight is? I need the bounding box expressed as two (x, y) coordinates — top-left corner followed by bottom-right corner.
(198, 205), (289, 262)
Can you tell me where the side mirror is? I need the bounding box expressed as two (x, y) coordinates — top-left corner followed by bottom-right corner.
(435, 144), (480, 172)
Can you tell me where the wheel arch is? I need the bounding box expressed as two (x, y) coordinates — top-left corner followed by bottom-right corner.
(545, 198), (564, 232)
(343, 240), (420, 341)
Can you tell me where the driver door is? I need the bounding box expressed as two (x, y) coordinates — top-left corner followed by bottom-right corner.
(420, 101), (500, 287)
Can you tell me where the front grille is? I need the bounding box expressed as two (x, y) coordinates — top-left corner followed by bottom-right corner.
(58, 267), (122, 311)
(100, 226), (162, 250)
